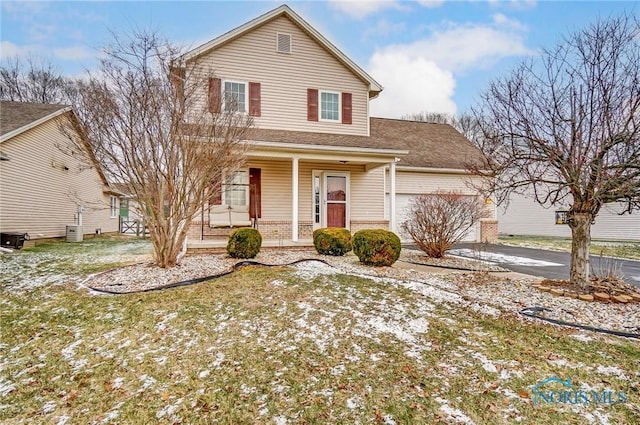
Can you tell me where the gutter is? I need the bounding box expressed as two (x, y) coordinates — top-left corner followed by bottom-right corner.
(249, 140), (409, 157)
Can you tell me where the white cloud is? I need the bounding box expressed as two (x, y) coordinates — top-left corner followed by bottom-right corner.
(328, 0), (400, 19)
(368, 18), (532, 116)
(369, 52), (456, 118)
(362, 19), (406, 40)
(379, 22), (532, 73)
(487, 0), (537, 10)
(53, 46), (94, 61)
(0, 41), (42, 59)
(493, 13), (528, 31)
(417, 0), (445, 8)
(328, 0), (443, 19)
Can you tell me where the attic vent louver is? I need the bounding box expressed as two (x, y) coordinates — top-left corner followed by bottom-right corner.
(276, 33), (291, 53)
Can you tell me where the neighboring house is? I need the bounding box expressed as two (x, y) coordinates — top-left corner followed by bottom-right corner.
(498, 194), (640, 241)
(178, 4), (496, 246)
(0, 101), (120, 240)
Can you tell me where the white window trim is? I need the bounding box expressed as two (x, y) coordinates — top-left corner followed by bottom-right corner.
(312, 170), (321, 229)
(319, 90), (341, 123)
(222, 80), (248, 114)
(110, 195), (118, 218)
(221, 168), (249, 206)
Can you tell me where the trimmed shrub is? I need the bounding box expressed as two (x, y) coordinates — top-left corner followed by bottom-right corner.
(352, 229), (401, 266)
(227, 228), (262, 259)
(313, 227), (352, 256)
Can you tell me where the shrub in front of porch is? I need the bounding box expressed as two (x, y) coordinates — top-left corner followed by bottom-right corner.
(352, 229), (401, 266)
(227, 228), (262, 259)
(313, 228), (352, 256)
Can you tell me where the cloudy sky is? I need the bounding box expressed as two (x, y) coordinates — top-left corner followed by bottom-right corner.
(1, 1), (636, 117)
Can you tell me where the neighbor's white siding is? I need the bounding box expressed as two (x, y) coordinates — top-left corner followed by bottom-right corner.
(0, 115), (118, 239)
(498, 193), (640, 241)
(190, 15), (370, 136)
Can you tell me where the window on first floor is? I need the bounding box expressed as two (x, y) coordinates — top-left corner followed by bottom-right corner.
(224, 81), (246, 113)
(314, 174), (321, 224)
(223, 170), (249, 206)
(320, 90), (340, 121)
(110, 196), (118, 218)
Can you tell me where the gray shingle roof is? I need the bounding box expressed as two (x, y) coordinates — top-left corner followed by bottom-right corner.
(249, 117), (485, 170)
(0, 101), (69, 138)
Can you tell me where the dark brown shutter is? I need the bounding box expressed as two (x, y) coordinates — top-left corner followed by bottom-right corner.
(249, 82), (261, 117)
(307, 88), (318, 121)
(342, 92), (352, 125)
(170, 67), (185, 105)
(209, 179), (222, 205)
(249, 168), (261, 219)
(208, 78), (221, 113)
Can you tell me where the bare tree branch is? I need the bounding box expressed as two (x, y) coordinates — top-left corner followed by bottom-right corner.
(62, 30), (253, 268)
(471, 13), (640, 287)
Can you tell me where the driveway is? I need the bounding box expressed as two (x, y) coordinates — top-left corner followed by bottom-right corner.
(445, 243), (640, 288)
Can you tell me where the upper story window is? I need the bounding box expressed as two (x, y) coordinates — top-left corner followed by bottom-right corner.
(320, 90), (340, 122)
(224, 81), (246, 113)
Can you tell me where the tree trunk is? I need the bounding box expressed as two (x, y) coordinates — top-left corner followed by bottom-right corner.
(569, 212), (592, 289)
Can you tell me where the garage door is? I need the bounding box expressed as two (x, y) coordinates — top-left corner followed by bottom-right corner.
(386, 194), (478, 243)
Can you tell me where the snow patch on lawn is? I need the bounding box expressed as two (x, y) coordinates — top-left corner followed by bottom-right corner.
(435, 396), (476, 425)
(449, 249), (563, 267)
(596, 365), (628, 380)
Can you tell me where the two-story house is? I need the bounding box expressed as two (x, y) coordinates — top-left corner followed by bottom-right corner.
(179, 4), (496, 248)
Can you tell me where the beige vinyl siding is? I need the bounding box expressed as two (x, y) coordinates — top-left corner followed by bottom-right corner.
(0, 115), (118, 239)
(191, 16), (370, 136)
(298, 162), (385, 222)
(245, 160), (385, 223)
(246, 159), (292, 220)
(387, 170), (483, 195)
(498, 194), (640, 241)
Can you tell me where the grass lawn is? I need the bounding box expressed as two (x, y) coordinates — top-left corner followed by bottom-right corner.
(498, 235), (640, 260)
(1, 238), (639, 424)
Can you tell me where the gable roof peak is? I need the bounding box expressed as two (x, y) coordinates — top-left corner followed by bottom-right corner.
(177, 4), (382, 97)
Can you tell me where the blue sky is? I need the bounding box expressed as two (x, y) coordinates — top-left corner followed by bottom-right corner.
(1, 1), (637, 117)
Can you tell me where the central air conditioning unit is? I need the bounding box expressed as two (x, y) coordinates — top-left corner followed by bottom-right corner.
(66, 225), (83, 242)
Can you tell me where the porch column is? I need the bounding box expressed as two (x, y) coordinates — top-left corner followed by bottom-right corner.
(292, 156), (299, 242)
(389, 161), (397, 233)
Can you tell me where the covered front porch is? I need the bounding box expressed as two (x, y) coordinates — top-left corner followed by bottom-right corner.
(187, 140), (408, 251)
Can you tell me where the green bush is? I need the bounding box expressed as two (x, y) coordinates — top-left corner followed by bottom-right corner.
(352, 229), (401, 266)
(313, 227), (352, 256)
(227, 228), (262, 259)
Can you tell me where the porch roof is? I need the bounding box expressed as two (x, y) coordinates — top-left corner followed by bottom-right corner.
(246, 118), (487, 170)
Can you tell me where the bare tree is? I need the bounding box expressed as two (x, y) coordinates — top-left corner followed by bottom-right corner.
(64, 30), (252, 268)
(402, 191), (488, 258)
(472, 14), (640, 288)
(0, 56), (70, 104)
(402, 111), (480, 142)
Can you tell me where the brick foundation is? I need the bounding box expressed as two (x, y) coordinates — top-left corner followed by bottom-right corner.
(188, 219), (391, 241)
(480, 219), (498, 243)
(350, 220), (390, 233)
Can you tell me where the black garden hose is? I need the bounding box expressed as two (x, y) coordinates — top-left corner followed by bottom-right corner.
(85, 260), (640, 339)
(519, 306), (639, 339)
(84, 258), (332, 295)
